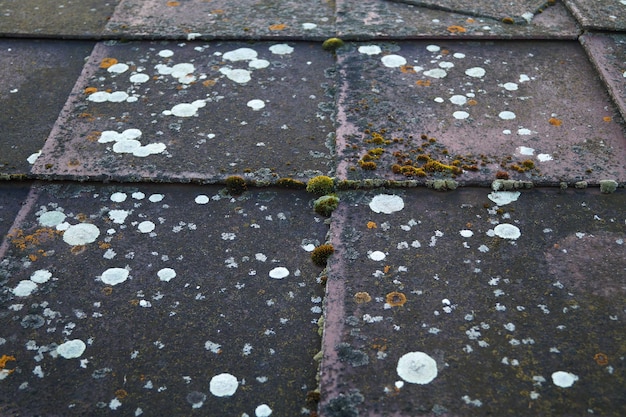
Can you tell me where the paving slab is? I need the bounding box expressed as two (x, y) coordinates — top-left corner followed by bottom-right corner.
(0, 182), (328, 416)
(0, 40), (95, 176)
(320, 187), (626, 417)
(0, 182), (31, 238)
(337, 0), (580, 40)
(563, 0), (626, 31)
(335, 40), (626, 186)
(0, 0), (118, 38)
(580, 33), (626, 123)
(104, 0), (335, 40)
(31, 40), (336, 184)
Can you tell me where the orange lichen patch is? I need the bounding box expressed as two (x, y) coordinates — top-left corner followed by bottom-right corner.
(548, 117), (562, 126)
(70, 245), (87, 255)
(415, 79), (431, 87)
(202, 79), (217, 87)
(99, 242), (111, 250)
(269, 23), (287, 31)
(84, 87), (98, 95)
(386, 291), (407, 307)
(594, 353), (609, 366)
(466, 18), (475, 24)
(99, 57), (118, 69)
(467, 99), (478, 106)
(502, 17), (515, 24)
(354, 292), (372, 304)
(603, 116), (612, 122)
(129, 299), (140, 306)
(8, 228), (62, 250)
(28, 254), (38, 262)
(383, 265), (391, 274)
(102, 286), (113, 296)
(400, 65), (416, 74)
(86, 131), (101, 142)
(115, 389), (128, 399)
(0, 355), (16, 375)
(447, 25), (467, 33)
(367, 221), (377, 229)
(166, 1), (180, 6)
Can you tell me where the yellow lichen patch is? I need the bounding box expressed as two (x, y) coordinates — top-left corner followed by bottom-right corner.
(383, 265), (391, 274)
(467, 99), (478, 106)
(415, 79), (431, 87)
(202, 79), (217, 87)
(9, 228), (62, 251)
(269, 23), (287, 31)
(447, 25), (467, 33)
(99, 57), (118, 69)
(548, 117), (562, 126)
(354, 292), (372, 304)
(86, 131), (101, 142)
(594, 353), (609, 366)
(166, 1), (180, 6)
(400, 65), (416, 74)
(502, 17), (515, 24)
(84, 87), (98, 95)
(0, 354), (16, 377)
(385, 291), (407, 307)
(603, 116), (612, 122)
(367, 221), (377, 229)
(115, 389), (128, 399)
(466, 18), (475, 24)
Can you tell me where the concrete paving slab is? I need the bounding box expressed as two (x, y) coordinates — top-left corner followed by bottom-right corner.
(0, 182), (31, 238)
(31, 41), (336, 184)
(337, 0), (580, 40)
(580, 33), (626, 123)
(0, 40), (95, 177)
(335, 40), (626, 186)
(320, 187), (626, 417)
(564, 0), (626, 31)
(104, 0), (335, 40)
(0, 0), (118, 38)
(0, 182), (328, 416)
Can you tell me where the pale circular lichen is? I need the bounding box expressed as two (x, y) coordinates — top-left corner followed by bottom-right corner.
(397, 351), (438, 384)
(269, 267), (290, 279)
(209, 373), (239, 397)
(101, 268), (129, 286)
(493, 223), (521, 240)
(381, 55), (407, 68)
(369, 194), (404, 214)
(551, 371), (578, 388)
(63, 223), (100, 246)
(57, 339), (86, 359)
(157, 268), (176, 282)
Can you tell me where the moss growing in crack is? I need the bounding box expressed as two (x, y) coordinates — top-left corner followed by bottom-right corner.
(306, 175), (334, 195)
(322, 37), (344, 52)
(314, 195), (340, 217)
(599, 179), (618, 194)
(225, 176), (247, 195)
(428, 179), (458, 191)
(311, 243), (335, 267)
(276, 177), (306, 189)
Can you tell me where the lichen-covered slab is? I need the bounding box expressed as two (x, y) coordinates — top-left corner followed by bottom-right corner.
(104, 0), (335, 40)
(335, 40), (626, 185)
(0, 40), (95, 176)
(337, 0), (580, 39)
(564, 0), (626, 31)
(581, 33), (626, 123)
(0, 183), (327, 415)
(0, 0), (118, 37)
(32, 41), (336, 183)
(320, 188), (626, 417)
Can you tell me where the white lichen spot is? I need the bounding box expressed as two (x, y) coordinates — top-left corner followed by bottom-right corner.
(249, 59), (270, 69)
(537, 154), (553, 162)
(369, 251), (386, 261)
(396, 351), (438, 385)
(158, 49), (174, 58)
(459, 230), (474, 238)
(130, 73), (150, 84)
(12, 280), (38, 297)
(358, 45), (382, 55)
(247, 99), (265, 111)
(205, 341), (222, 353)
(209, 373), (238, 397)
(551, 371), (578, 388)
(426, 45), (440, 52)
(449, 95), (467, 105)
(30, 270), (52, 284)
(499, 111), (516, 120)
(516, 146), (535, 156)
(423, 68), (447, 79)
(168, 101), (205, 117)
(138, 221), (155, 233)
(381, 55), (407, 68)
(465, 67), (486, 78)
(57, 339), (86, 359)
(269, 267), (289, 279)
(195, 195), (209, 204)
(63, 223), (100, 246)
(109, 209), (130, 224)
(157, 268), (176, 282)
(219, 67), (252, 84)
(493, 224), (521, 240)
(369, 194), (404, 214)
(269, 44), (294, 55)
(224, 48), (257, 61)
(488, 191), (520, 206)
(39, 211), (66, 227)
(302, 22), (317, 30)
(107, 63), (129, 74)
(101, 268), (129, 286)
(453, 111), (470, 120)
(27, 150), (42, 164)
(502, 82), (518, 91)
(255, 404), (272, 417)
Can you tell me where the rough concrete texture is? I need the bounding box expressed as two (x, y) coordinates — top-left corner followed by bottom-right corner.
(0, 183), (328, 416)
(31, 41), (336, 183)
(564, 0), (626, 31)
(0, 0), (119, 38)
(337, 0), (581, 40)
(105, 0), (336, 40)
(321, 188), (626, 416)
(0, 40), (95, 176)
(335, 40), (626, 185)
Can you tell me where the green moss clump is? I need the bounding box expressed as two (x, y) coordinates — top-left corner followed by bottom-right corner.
(314, 195), (339, 217)
(599, 179), (618, 194)
(306, 175), (334, 195)
(225, 176), (247, 194)
(322, 37), (344, 51)
(311, 244), (335, 267)
(276, 177), (306, 189)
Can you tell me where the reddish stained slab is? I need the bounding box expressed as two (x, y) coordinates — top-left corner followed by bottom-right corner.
(31, 41), (336, 184)
(0, 0), (118, 38)
(580, 33), (626, 123)
(105, 0), (335, 40)
(337, 0), (580, 40)
(0, 40), (95, 176)
(320, 188), (626, 417)
(0, 182), (327, 416)
(335, 40), (626, 185)
(564, 0), (626, 31)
